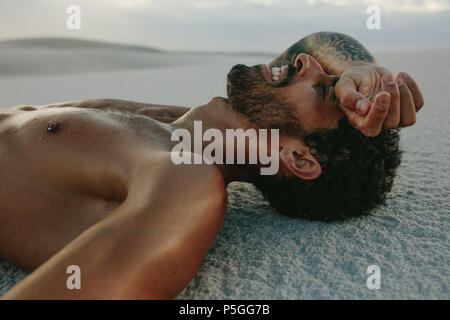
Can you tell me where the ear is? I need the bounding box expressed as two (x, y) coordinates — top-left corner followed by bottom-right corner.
(294, 54), (308, 78)
(279, 139), (322, 181)
(294, 53), (325, 78)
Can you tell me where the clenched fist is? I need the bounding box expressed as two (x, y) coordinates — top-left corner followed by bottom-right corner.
(335, 64), (424, 136)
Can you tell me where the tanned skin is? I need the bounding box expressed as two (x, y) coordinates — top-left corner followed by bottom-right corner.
(0, 32), (423, 299)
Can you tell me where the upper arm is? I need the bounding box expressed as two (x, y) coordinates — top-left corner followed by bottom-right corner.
(115, 155), (227, 298)
(38, 99), (190, 122)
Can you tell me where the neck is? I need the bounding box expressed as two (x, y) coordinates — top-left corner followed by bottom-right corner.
(170, 97), (262, 184)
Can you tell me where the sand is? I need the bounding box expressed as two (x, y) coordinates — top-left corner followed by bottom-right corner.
(0, 40), (448, 299)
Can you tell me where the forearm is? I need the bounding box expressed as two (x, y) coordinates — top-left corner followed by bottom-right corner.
(1, 199), (196, 300)
(270, 31), (376, 75)
(2, 221), (124, 299)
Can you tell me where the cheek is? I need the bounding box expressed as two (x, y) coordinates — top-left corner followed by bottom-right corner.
(289, 86), (314, 109)
(318, 106), (344, 129)
(289, 88), (343, 131)
(288, 88), (320, 124)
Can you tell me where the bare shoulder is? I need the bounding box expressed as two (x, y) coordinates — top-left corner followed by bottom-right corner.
(128, 151), (227, 224)
(161, 151), (227, 214)
(103, 152), (228, 299)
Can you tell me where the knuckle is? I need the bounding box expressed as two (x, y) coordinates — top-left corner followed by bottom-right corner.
(383, 122), (395, 129)
(384, 116), (400, 128)
(383, 120), (399, 129)
(352, 122), (365, 133)
(350, 121), (361, 130)
(388, 86), (400, 97)
(399, 72), (410, 80)
(341, 95), (354, 108)
(366, 129), (379, 137)
(336, 75), (350, 87)
(360, 126), (379, 137)
(398, 82), (410, 94)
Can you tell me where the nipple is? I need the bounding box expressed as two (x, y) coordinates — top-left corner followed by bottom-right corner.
(47, 121), (60, 133)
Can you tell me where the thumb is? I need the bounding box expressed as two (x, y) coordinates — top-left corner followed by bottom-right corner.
(336, 76), (371, 115)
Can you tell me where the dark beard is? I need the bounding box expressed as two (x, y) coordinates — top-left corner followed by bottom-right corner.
(226, 64), (304, 138)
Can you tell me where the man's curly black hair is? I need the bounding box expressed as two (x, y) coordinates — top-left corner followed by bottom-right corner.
(253, 117), (402, 221)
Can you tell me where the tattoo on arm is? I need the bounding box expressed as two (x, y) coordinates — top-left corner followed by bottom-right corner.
(271, 31), (376, 73)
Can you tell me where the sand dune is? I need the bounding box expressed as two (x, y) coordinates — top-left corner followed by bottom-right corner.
(0, 38), (163, 52)
(0, 37), (276, 76)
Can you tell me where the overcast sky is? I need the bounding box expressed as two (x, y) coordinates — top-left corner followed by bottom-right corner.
(0, 0), (449, 52)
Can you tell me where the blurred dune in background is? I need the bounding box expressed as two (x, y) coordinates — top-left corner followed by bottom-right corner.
(0, 37), (276, 76)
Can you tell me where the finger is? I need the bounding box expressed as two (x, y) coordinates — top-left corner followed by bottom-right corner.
(336, 76), (371, 115)
(342, 108), (367, 132)
(361, 91), (390, 137)
(398, 72), (424, 111)
(381, 74), (400, 129)
(397, 77), (416, 127)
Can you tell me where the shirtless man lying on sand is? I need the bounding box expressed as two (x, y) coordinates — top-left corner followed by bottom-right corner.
(1, 32), (424, 299)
